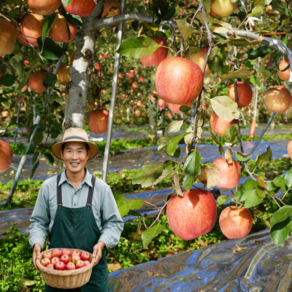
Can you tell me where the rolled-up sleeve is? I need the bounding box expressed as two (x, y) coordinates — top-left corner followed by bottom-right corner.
(29, 183), (50, 249)
(98, 185), (124, 249)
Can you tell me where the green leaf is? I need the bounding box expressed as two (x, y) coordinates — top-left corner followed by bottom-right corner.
(255, 146), (272, 168)
(114, 193), (144, 218)
(248, 4), (265, 15)
(17, 69), (32, 91)
(273, 175), (287, 192)
(284, 168), (292, 189)
(210, 95), (240, 122)
(42, 14), (56, 40)
(210, 131), (224, 154)
(30, 161), (39, 179)
(217, 195), (229, 205)
(173, 172), (183, 197)
(0, 74), (16, 86)
(19, 277), (35, 286)
(165, 120), (184, 133)
(9, 55), (23, 77)
(152, 169), (174, 186)
(265, 180), (281, 195)
(37, 37), (63, 60)
(117, 37), (162, 59)
(63, 12), (82, 26)
(179, 105), (192, 113)
(44, 152), (54, 167)
(141, 224), (166, 249)
(248, 46), (273, 60)
(43, 72), (57, 88)
(270, 206), (292, 229)
(221, 68), (254, 81)
(183, 150), (201, 191)
(271, 217), (292, 246)
(132, 164), (164, 187)
(225, 123), (238, 142)
(176, 20), (196, 41)
(6, 123), (18, 131)
(166, 132), (187, 156)
(32, 151), (39, 165)
(235, 179), (263, 208)
(62, 0), (73, 6)
(235, 152), (252, 162)
(21, 145), (34, 156)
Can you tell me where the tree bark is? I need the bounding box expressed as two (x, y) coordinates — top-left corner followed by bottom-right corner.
(63, 1), (104, 130)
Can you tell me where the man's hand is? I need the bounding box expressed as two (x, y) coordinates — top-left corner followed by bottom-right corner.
(33, 243), (42, 271)
(92, 241), (105, 267)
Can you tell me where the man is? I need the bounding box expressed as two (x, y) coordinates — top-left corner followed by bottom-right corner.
(29, 127), (124, 291)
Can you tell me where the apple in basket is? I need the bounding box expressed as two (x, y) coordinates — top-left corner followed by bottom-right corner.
(76, 260), (86, 269)
(47, 264), (55, 269)
(72, 249), (81, 257)
(84, 261), (91, 266)
(62, 249), (71, 256)
(81, 252), (90, 261)
(43, 251), (52, 261)
(66, 262), (76, 270)
(60, 254), (70, 264)
(72, 254), (81, 264)
(41, 258), (50, 267)
(52, 249), (62, 258)
(55, 261), (66, 270)
(51, 257), (60, 266)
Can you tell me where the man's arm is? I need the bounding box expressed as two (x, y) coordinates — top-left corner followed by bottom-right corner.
(97, 184), (124, 250)
(29, 183), (50, 250)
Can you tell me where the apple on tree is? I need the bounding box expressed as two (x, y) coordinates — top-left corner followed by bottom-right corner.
(0, 18), (17, 57)
(88, 109), (109, 134)
(264, 85), (292, 113)
(51, 14), (77, 43)
(277, 59), (290, 81)
(187, 48), (211, 76)
(62, 0), (96, 17)
(166, 189), (217, 240)
(210, 0), (238, 18)
(210, 111), (237, 136)
(228, 81), (253, 107)
(25, 0), (61, 15)
(29, 71), (47, 94)
(0, 140), (13, 173)
(219, 206), (253, 239)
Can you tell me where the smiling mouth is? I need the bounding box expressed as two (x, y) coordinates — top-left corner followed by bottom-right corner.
(70, 162), (80, 166)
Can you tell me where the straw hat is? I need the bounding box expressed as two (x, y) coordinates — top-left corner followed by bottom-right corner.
(52, 128), (99, 160)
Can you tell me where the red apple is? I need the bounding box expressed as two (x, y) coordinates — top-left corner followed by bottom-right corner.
(72, 249), (81, 256)
(228, 81), (253, 108)
(72, 255), (81, 264)
(29, 71), (46, 93)
(210, 112), (237, 136)
(75, 260), (86, 269)
(43, 251), (52, 261)
(166, 189), (217, 240)
(287, 139), (292, 159)
(52, 249), (62, 258)
(127, 69), (135, 78)
(264, 85), (292, 113)
(56, 65), (70, 85)
(51, 257), (60, 266)
(55, 261), (65, 270)
(0, 18), (17, 57)
(213, 157), (241, 188)
(155, 57), (203, 105)
(94, 62), (103, 71)
(0, 140), (13, 173)
(66, 262), (75, 270)
(166, 111), (173, 119)
(17, 14), (44, 47)
(2, 111), (9, 118)
(19, 96), (24, 103)
(60, 254), (70, 264)
(132, 81), (139, 89)
(51, 13), (77, 43)
(22, 84), (29, 90)
(81, 252), (90, 261)
(70, 52), (76, 63)
(140, 36), (168, 67)
(277, 59), (290, 81)
(62, 0), (96, 17)
(84, 260), (91, 266)
(41, 258), (50, 267)
(88, 109), (109, 134)
(187, 48), (211, 76)
(62, 249), (71, 257)
(134, 109), (141, 117)
(47, 264), (55, 269)
(157, 99), (166, 108)
(25, 0), (61, 15)
(219, 206), (253, 239)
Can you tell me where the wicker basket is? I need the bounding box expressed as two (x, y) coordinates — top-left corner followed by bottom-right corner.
(36, 248), (94, 289)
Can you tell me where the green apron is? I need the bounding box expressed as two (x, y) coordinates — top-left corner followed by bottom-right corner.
(44, 174), (109, 292)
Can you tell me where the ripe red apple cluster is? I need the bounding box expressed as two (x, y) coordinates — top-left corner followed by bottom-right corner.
(41, 249), (91, 271)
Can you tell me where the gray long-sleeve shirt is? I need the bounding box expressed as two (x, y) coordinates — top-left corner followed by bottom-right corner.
(29, 169), (124, 249)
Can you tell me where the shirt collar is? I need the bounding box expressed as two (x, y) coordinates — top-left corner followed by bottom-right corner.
(58, 168), (93, 187)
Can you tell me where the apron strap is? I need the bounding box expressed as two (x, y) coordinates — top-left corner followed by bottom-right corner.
(57, 174), (63, 207)
(86, 176), (96, 207)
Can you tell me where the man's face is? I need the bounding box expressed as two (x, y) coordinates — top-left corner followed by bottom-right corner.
(61, 142), (89, 174)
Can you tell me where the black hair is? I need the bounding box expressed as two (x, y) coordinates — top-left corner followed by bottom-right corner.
(61, 142), (89, 152)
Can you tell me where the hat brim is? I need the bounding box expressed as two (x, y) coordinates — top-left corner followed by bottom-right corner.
(52, 140), (99, 160)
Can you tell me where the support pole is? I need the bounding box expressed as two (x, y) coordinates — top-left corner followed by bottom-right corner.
(102, 0), (125, 181)
(13, 101), (21, 144)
